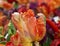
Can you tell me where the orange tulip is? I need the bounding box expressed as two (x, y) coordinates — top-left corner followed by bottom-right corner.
(11, 9), (46, 42)
(0, 44), (5, 46)
(16, 0), (29, 4)
(3, 2), (13, 10)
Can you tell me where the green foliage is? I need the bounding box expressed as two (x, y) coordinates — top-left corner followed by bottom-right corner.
(6, 20), (16, 41)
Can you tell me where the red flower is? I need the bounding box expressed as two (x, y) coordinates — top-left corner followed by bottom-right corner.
(6, 42), (14, 46)
(10, 31), (21, 46)
(3, 2), (13, 10)
(18, 44), (22, 46)
(50, 39), (60, 46)
(7, 0), (15, 3)
(18, 6), (27, 13)
(46, 18), (59, 33)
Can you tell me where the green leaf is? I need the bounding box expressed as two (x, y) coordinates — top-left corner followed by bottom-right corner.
(0, 26), (3, 34)
(8, 29), (12, 35)
(8, 20), (16, 35)
(0, 26), (3, 30)
(6, 34), (12, 42)
(0, 41), (7, 44)
(0, 34), (4, 38)
(6, 20), (16, 42)
(14, 2), (18, 9)
(43, 37), (52, 46)
(44, 16), (46, 26)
